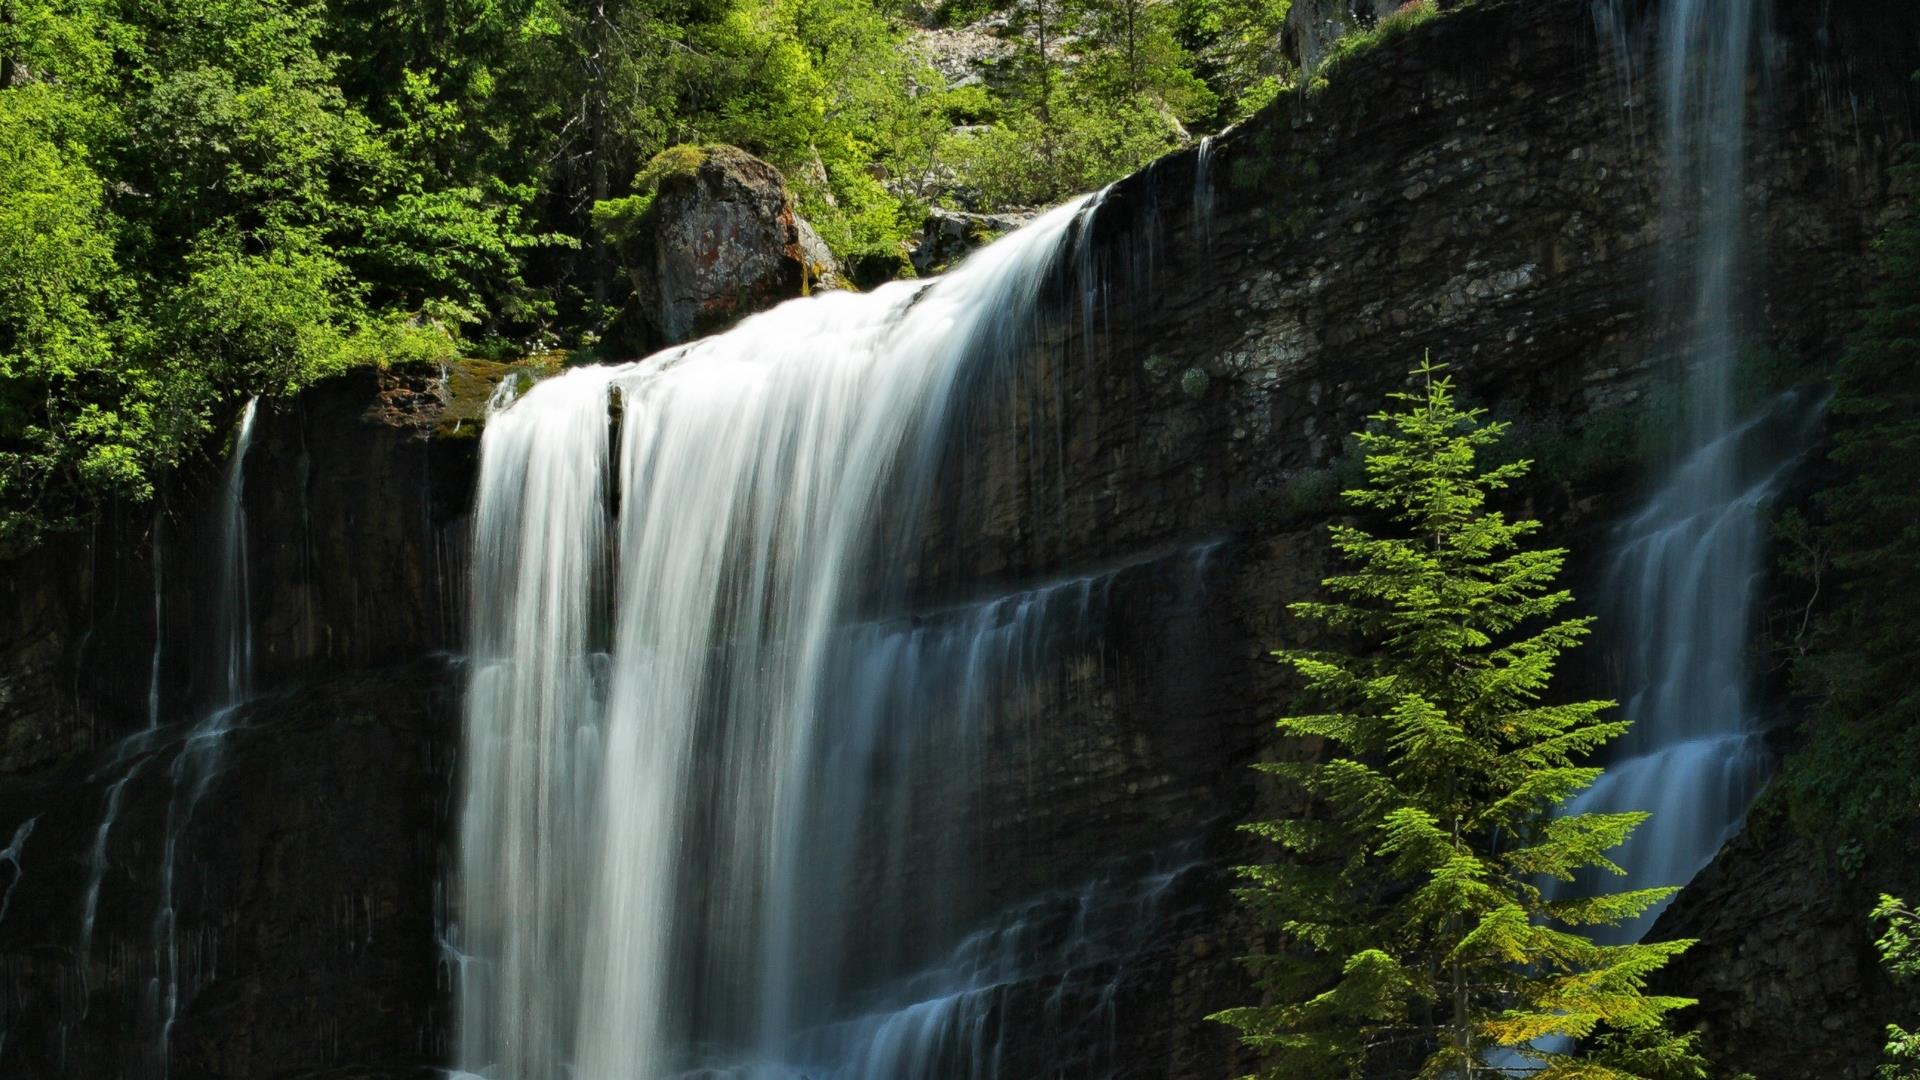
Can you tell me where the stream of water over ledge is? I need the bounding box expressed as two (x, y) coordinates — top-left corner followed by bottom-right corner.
(455, 195), (1221, 1078)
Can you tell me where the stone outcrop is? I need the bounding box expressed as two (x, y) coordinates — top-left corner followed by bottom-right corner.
(1282, 0), (1408, 71)
(608, 145), (842, 352)
(1652, 826), (1920, 1079)
(0, 1), (1915, 1077)
(911, 23), (1018, 90)
(911, 207), (1037, 275)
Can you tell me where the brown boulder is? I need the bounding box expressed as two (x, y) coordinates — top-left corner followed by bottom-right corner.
(602, 145), (842, 353)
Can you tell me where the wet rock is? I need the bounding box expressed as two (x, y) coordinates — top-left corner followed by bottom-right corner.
(1652, 827), (1920, 1079)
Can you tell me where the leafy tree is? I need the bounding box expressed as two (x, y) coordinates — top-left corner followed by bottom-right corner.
(950, 0), (1207, 206)
(0, 83), (138, 538)
(1213, 360), (1706, 1079)
(1177, 0), (1291, 121)
(0, 0), (1422, 545)
(1874, 895), (1920, 1080)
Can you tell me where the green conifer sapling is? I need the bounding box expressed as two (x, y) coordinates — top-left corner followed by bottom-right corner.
(1213, 360), (1707, 1079)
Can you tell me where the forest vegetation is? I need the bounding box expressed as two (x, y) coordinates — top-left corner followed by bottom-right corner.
(1765, 166), (1920, 857)
(0, 0), (1310, 544)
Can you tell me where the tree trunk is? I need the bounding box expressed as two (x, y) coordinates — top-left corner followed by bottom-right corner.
(588, 0), (612, 307)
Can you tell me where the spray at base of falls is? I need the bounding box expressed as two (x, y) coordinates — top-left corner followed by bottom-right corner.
(455, 194), (1217, 1077)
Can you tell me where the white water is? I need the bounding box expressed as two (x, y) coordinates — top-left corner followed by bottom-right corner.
(1194, 135), (1217, 249)
(455, 196), (1192, 1077)
(1569, 0), (1788, 942)
(78, 758), (147, 975)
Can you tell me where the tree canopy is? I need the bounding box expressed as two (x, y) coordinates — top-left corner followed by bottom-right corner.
(0, 0), (1305, 544)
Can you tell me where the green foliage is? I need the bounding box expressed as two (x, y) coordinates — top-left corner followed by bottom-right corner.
(945, 95), (1183, 207)
(0, 75), (194, 539)
(590, 194), (658, 248)
(0, 0), (572, 541)
(1214, 360), (1706, 1079)
(1874, 895), (1920, 1079)
(1176, 0), (1290, 121)
(940, 0), (1216, 206)
(587, 144), (714, 252)
(0, 0), (1342, 543)
(1768, 158), (1920, 848)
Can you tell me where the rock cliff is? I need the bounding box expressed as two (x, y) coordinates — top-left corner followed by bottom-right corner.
(0, 0), (1915, 1076)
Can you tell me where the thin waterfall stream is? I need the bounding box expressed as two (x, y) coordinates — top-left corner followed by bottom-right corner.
(150, 397), (258, 1073)
(1561, 0), (1812, 942)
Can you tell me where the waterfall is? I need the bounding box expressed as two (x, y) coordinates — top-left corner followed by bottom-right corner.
(1193, 135), (1217, 250)
(1562, 0), (1792, 941)
(455, 197), (1153, 1078)
(147, 395), (258, 1072)
(78, 758), (146, 974)
(217, 399), (258, 707)
(147, 526), (164, 730)
(0, 817), (38, 928)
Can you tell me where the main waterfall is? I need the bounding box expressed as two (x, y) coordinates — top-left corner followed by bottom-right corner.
(456, 195), (1169, 1077)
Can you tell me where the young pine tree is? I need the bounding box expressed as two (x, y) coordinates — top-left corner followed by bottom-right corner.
(1213, 361), (1707, 1079)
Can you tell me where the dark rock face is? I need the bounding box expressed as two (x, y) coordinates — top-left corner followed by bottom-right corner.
(612, 145), (841, 352)
(0, 363), (492, 1078)
(1652, 827), (1920, 1080)
(0, 666), (458, 1079)
(0, 1), (1914, 1077)
(906, 0), (1919, 1072)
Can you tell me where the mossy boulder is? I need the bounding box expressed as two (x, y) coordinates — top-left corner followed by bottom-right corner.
(594, 144), (844, 353)
(910, 207), (1037, 276)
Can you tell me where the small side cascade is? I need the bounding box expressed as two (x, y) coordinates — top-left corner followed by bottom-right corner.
(1193, 133), (1219, 253)
(146, 396), (260, 1073)
(0, 817), (39, 929)
(77, 758), (148, 985)
(780, 851), (1206, 1080)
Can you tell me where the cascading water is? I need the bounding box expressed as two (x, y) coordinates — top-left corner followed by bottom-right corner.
(145, 396), (258, 1071)
(0, 817), (38, 928)
(455, 196), (1208, 1078)
(147, 529), (164, 730)
(1560, 0), (1796, 941)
